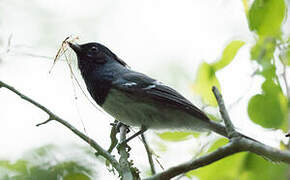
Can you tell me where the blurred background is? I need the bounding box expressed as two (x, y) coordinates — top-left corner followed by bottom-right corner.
(0, 0), (290, 179)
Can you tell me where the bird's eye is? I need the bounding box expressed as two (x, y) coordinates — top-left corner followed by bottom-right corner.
(91, 46), (98, 52)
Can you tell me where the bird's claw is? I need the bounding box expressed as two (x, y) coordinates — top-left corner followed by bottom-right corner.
(110, 121), (130, 133)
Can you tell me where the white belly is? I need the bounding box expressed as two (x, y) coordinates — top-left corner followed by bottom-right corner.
(102, 89), (208, 131)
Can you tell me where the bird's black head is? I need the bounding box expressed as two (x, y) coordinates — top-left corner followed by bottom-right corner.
(68, 42), (128, 105)
(68, 42), (128, 67)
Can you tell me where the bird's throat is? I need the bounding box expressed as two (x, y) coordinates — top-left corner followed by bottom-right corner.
(79, 63), (113, 106)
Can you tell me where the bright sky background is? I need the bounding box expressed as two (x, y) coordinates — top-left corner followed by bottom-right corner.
(0, 0), (289, 179)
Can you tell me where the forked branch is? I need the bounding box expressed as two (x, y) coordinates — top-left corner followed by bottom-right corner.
(144, 86), (290, 180)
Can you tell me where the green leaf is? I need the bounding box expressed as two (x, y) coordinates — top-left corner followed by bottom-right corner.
(247, 80), (287, 129)
(212, 40), (245, 71)
(260, 63), (276, 79)
(187, 139), (246, 180)
(193, 40), (244, 106)
(52, 161), (93, 176)
(0, 160), (28, 174)
(193, 62), (221, 106)
(157, 131), (198, 142)
(33, 144), (56, 157)
(250, 37), (276, 64)
(239, 153), (287, 180)
(248, 0), (286, 37)
(208, 138), (229, 153)
(64, 173), (90, 180)
(28, 166), (57, 180)
(206, 113), (221, 122)
(0, 144), (96, 180)
(261, 78), (280, 94)
(187, 140), (247, 180)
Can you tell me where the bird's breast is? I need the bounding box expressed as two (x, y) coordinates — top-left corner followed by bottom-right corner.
(102, 88), (146, 127)
(101, 89), (209, 131)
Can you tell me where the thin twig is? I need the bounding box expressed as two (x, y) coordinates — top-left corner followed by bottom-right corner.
(6, 33), (13, 53)
(0, 80), (122, 175)
(13, 51), (53, 60)
(212, 86), (239, 138)
(141, 133), (156, 175)
(36, 118), (53, 126)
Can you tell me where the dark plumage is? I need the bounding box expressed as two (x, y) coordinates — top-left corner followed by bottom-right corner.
(68, 42), (229, 137)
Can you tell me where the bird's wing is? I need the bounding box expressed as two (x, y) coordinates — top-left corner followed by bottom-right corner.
(111, 71), (209, 121)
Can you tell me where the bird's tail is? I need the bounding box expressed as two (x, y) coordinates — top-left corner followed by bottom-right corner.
(206, 120), (228, 137)
(206, 120), (258, 142)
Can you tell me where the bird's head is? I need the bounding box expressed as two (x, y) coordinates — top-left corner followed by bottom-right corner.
(68, 42), (128, 67)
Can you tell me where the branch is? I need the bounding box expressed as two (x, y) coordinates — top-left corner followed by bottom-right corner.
(144, 86), (290, 180)
(0, 80), (122, 175)
(144, 140), (241, 180)
(3, 79), (290, 180)
(118, 125), (134, 180)
(141, 133), (156, 175)
(212, 86), (238, 138)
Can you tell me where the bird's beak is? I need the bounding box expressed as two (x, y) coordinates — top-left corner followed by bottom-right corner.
(68, 42), (82, 54)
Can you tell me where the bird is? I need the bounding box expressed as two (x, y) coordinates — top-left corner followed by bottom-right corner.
(68, 42), (232, 142)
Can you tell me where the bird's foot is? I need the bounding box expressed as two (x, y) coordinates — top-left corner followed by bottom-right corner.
(110, 121), (130, 133)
